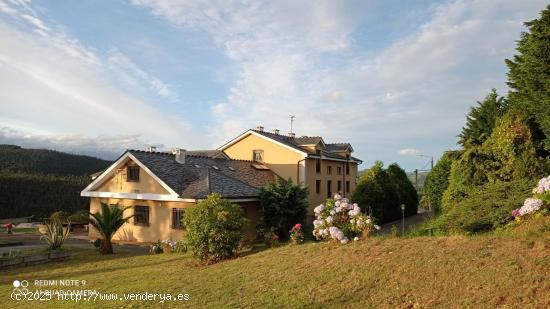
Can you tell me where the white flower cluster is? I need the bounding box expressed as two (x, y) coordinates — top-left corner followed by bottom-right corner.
(534, 175), (550, 194)
(519, 198), (543, 216)
(313, 193), (378, 244)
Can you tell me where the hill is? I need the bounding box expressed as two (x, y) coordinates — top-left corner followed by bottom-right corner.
(0, 144), (111, 176)
(0, 145), (112, 219)
(1, 221), (548, 308)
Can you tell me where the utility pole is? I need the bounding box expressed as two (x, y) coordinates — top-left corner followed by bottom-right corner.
(414, 169), (418, 192)
(289, 115), (295, 134)
(431, 156), (434, 170)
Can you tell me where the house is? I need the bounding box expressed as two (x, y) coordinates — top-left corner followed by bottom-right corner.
(81, 127), (361, 243)
(218, 127), (362, 218)
(81, 149), (278, 242)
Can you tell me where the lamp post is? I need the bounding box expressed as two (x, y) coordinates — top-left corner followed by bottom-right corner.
(400, 204), (405, 235)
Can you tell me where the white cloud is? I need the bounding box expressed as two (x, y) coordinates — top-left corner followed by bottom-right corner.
(134, 0), (547, 166)
(399, 148), (423, 156)
(0, 0), (193, 155)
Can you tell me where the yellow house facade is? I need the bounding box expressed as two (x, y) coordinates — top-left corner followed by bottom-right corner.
(81, 150), (272, 243)
(219, 127), (362, 218)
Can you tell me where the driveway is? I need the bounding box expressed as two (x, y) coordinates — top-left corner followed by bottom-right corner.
(377, 209), (432, 235)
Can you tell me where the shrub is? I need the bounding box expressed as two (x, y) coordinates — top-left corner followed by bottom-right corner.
(68, 210), (90, 223)
(258, 178), (308, 239)
(41, 219), (70, 250)
(289, 223), (304, 244)
(313, 194), (380, 244)
(430, 179), (536, 234)
(150, 240), (164, 254)
(50, 211), (69, 223)
(512, 175), (550, 220)
(183, 193), (248, 262)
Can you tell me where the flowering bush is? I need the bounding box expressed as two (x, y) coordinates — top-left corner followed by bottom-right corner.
(289, 223), (304, 244)
(4, 223), (13, 234)
(313, 194), (380, 244)
(512, 175), (550, 220)
(151, 239), (186, 254)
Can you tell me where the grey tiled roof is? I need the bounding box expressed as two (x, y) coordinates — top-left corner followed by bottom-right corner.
(326, 143), (351, 152)
(129, 150), (278, 199)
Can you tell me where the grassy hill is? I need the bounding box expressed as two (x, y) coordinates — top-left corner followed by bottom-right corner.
(1, 218), (548, 308)
(0, 144), (111, 176)
(0, 145), (112, 219)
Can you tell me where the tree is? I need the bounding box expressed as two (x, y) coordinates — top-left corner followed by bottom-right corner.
(352, 161), (400, 223)
(422, 151), (461, 214)
(506, 5), (550, 152)
(183, 193), (248, 262)
(89, 203), (133, 254)
(258, 179), (308, 238)
(386, 163), (418, 216)
(458, 89), (508, 148)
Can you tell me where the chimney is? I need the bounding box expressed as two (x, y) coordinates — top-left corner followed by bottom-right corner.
(272, 128), (280, 135)
(255, 125), (264, 132)
(288, 132), (296, 138)
(173, 148), (187, 164)
(146, 146), (157, 152)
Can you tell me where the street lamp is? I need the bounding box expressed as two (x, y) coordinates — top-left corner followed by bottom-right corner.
(400, 204), (405, 235)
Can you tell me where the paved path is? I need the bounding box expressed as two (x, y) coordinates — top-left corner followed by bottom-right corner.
(377, 209), (432, 235)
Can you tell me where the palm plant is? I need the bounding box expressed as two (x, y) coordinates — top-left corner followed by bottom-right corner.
(89, 203), (133, 254)
(41, 219), (71, 250)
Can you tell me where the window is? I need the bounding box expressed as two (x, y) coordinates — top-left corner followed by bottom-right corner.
(337, 180), (342, 192)
(315, 150), (321, 173)
(252, 150), (264, 162)
(327, 166), (332, 175)
(346, 181), (350, 193)
(327, 180), (332, 198)
(171, 208), (184, 229)
(346, 162), (350, 175)
(134, 205), (149, 226)
(127, 165), (140, 182)
(316, 180), (321, 194)
(337, 166), (342, 175)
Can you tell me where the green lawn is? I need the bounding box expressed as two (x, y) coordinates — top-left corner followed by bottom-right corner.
(1, 227), (549, 309)
(0, 228), (38, 234)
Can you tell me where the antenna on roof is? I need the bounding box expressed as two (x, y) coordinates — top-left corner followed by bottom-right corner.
(289, 115), (295, 134)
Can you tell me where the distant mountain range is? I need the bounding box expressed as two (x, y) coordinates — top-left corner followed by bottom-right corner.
(0, 144), (111, 176)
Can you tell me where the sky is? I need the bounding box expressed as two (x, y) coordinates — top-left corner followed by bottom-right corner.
(0, 0), (547, 171)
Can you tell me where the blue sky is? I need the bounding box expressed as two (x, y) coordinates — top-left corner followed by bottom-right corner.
(0, 0), (547, 171)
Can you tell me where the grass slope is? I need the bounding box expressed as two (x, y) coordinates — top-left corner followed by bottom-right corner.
(1, 234), (549, 308)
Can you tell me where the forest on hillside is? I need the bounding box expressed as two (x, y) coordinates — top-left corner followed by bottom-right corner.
(0, 145), (111, 219)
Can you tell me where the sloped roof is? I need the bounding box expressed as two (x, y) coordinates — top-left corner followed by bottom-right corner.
(129, 150), (278, 199)
(326, 143), (352, 152)
(247, 130), (361, 163)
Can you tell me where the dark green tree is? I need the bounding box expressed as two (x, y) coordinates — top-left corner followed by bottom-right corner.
(506, 5), (550, 151)
(422, 151), (461, 214)
(352, 161), (400, 223)
(458, 89), (508, 148)
(258, 178), (308, 238)
(386, 163), (418, 216)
